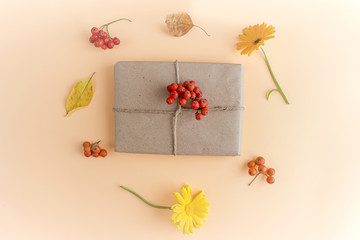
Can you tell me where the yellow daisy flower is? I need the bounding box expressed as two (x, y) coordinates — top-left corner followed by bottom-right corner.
(237, 23), (275, 56)
(120, 184), (210, 235)
(171, 185), (210, 235)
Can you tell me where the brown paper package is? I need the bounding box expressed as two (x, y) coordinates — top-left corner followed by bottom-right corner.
(113, 61), (244, 156)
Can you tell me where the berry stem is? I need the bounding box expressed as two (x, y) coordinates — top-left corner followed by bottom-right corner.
(105, 25), (111, 39)
(120, 185), (172, 210)
(260, 46), (290, 104)
(248, 173), (261, 186)
(100, 18), (132, 28)
(90, 140), (101, 148)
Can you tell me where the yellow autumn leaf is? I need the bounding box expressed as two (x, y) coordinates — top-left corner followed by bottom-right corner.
(65, 73), (95, 116)
(165, 12), (210, 37)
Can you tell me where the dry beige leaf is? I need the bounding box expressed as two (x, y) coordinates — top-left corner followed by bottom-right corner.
(165, 12), (210, 37)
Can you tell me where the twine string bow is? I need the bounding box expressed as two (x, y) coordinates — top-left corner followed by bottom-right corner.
(173, 60), (182, 155)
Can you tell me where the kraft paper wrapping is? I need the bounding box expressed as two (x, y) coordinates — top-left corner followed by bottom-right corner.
(113, 61), (244, 156)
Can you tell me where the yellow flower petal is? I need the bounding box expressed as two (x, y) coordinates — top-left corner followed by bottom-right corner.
(188, 217), (194, 233)
(180, 185), (192, 203)
(171, 212), (182, 223)
(183, 218), (190, 234)
(171, 203), (183, 213)
(263, 35), (275, 41)
(176, 219), (185, 230)
(192, 215), (204, 228)
(192, 191), (204, 203)
(239, 34), (250, 41)
(185, 185), (192, 201)
(192, 209), (209, 218)
(241, 47), (252, 56)
(173, 192), (185, 205)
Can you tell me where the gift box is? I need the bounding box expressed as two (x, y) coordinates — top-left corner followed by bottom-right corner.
(113, 61), (244, 156)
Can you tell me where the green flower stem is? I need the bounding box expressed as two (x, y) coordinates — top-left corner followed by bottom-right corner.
(260, 46), (290, 104)
(120, 185), (172, 210)
(100, 18), (132, 28)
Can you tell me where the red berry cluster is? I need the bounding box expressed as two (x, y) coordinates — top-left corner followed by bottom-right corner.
(83, 141), (107, 158)
(166, 81), (209, 120)
(89, 18), (131, 50)
(247, 156), (276, 185)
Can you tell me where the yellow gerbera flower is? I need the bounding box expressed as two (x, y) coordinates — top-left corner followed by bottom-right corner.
(171, 185), (210, 235)
(120, 184), (210, 235)
(237, 23), (275, 56)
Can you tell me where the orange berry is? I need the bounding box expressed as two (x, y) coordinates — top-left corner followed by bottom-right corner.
(84, 146), (91, 153)
(267, 168), (276, 176)
(255, 156), (265, 165)
(266, 176), (275, 184)
(84, 151), (91, 157)
(258, 165), (267, 173)
(83, 141), (91, 147)
(248, 160), (256, 168)
(248, 167), (257, 176)
(99, 149), (107, 157)
(91, 145), (100, 154)
(92, 152), (99, 158)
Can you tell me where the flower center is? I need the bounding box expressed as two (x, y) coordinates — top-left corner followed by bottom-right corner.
(253, 38), (261, 44)
(185, 204), (191, 215)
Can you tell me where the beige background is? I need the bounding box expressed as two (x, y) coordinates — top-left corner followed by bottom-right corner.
(1, 0), (359, 239)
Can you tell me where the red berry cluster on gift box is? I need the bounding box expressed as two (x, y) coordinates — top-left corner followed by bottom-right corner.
(248, 156), (276, 185)
(89, 18), (131, 50)
(166, 81), (209, 120)
(83, 141), (107, 158)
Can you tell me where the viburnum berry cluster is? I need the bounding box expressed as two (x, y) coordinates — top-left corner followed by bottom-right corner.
(247, 156), (276, 185)
(166, 81), (209, 120)
(83, 141), (107, 158)
(89, 18), (131, 50)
